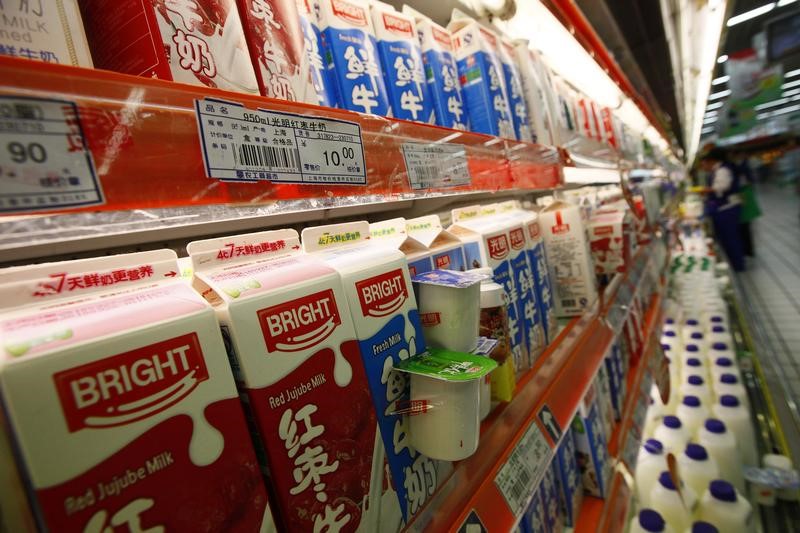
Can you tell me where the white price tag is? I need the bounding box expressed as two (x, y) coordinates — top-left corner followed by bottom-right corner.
(401, 142), (471, 190)
(494, 421), (553, 517)
(195, 98), (366, 185)
(0, 96), (102, 213)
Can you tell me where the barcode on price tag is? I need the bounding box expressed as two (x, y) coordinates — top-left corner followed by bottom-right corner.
(401, 142), (471, 190)
(0, 96), (102, 213)
(494, 421), (553, 517)
(195, 98), (366, 185)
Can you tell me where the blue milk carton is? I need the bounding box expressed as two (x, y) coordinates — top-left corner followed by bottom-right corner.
(522, 485), (548, 533)
(499, 37), (534, 142)
(514, 41), (557, 146)
(554, 427), (582, 528)
(572, 384), (612, 498)
(318, 0), (389, 115)
(370, 4), (434, 123)
(541, 461), (564, 533)
(406, 215), (466, 272)
(403, 7), (468, 130)
(296, 0), (339, 107)
(448, 18), (515, 138)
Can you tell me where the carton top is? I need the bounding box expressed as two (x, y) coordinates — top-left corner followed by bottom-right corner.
(404, 7), (454, 52)
(188, 229), (301, 271)
(405, 214), (461, 250)
(448, 17), (498, 58)
(369, 218), (428, 258)
(371, 2), (416, 40)
(303, 221), (406, 272)
(319, 0), (373, 29)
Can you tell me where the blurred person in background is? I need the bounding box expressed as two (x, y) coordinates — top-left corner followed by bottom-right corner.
(732, 151), (761, 257)
(699, 147), (746, 272)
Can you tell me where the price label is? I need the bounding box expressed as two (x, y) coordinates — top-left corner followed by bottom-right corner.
(494, 421), (552, 517)
(0, 96), (102, 213)
(195, 98), (366, 185)
(401, 142), (471, 190)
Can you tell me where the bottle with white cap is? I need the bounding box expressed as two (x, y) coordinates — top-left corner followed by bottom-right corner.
(698, 419), (745, 493)
(685, 521), (720, 533)
(713, 373), (748, 407)
(710, 356), (741, 383)
(697, 480), (754, 533)
(676, 396), (710, 439)
(679, 375), (713, 405)
(678, 443), (720, 497)
(681, 358), (708, 382)
(636, 438), (668, 506)
(712, 395), (757, 466)
(649, 471), (698, 533)
(653, 415), (690, 453)
(682, 319), (703, 345)
(629, 508), (675, 533)
(707, 325), (733, 347)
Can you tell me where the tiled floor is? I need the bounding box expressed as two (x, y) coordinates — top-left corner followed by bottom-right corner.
(735, 182), (800, 453)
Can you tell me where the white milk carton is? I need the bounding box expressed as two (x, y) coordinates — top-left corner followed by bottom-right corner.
(448, 17), (514, 138)
(499, 37), (533, 142)
(296, 0), (340, 107)
(0, 251), (272, 532)
(448, 206), (529, 377)
(317, 0), (390, 115)
(539, 200), (598, 317)
(187, 230), (380, 532)
(513, 41), (556, 146)
(555, 426), (582, 527)
(302, 221), (442, 527)
(370, 217), (432, 277)
(406, 215), (466, 272)
(402, 7), (468, 130)
(572, 384), (611, 498)
(370, 3), (434, 123)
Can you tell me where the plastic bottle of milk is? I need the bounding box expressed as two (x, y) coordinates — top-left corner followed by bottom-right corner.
(637, 439), (667, 507)
(681, 358), (708, 382)
(686, 332), (707, 353)
(644, 393), (665, 439)
(676, 396), (709, 438)
(697, 480), (754, 533)
(653, 416), (690, 453)
(713, 373), (748, 406)
(698, 419), (745, 493)
(708, 342), (734, 363)
(685, 521), (719, 533)
(662, 330), (681, 352)
(630, 509), (675, 533)
(707, 325), (733, 347)
(680, 375), (713, 405)
(677, 443), (720, 497)
(710, 356), (741, 383)
(663, 318), (679, 336)
(712, 395), (757, 466)
(704, 313), (727, 328)
(682, 319), (703, 345)
(650, 471), (698, 533)
(679, 344), (702, 367)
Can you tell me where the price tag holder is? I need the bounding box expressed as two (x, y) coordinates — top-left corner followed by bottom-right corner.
(195, 98), (366, 185)
(494, 421), (553, 518)
(0, 96), (103, 213)
(401, 142), (471, 190)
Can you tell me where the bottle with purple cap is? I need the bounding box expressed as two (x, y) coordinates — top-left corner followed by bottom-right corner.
(707, 324), (733, 347)
(649, 471), (698, 532)
(712, 372), (748, 407)
(676, 395), (710, 438)
(653, 415), (689, 453)
(710, 352), (742, 382)
(681, 318), (703, 345)
(698, 418), (745, 493)
(681, 356), (708, 383)
(629, 508), (676, 533)
(712, 394), (756, 466)
(677, 443), (720, 496)
(636, 438), (668, 506)
(685, 521), (719, 533)
(697, 479), (753, 533)
(679, 375), (712, 405)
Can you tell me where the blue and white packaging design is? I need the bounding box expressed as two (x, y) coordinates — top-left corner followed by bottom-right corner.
(403, 7), (468, 130)
(605, 349), (623, 421)
(595, 363), (615, 443)
(499, 38), (533, 142)
(514, 41), (557, 146)
(370, 4), (434, 123)
(318, 0), (389, 115)
(296, 0), (339, 107)
(406, 215), (466, 272)
(370, 217), (433, 277)
(572, 384), (612, 498)
(554, 426), (582, 528)
(542, 461), (564, 533)
(448, 19), (514, 138)
(521, 485), (548, 533)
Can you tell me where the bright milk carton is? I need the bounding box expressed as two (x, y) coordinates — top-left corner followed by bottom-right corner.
(514, 41), (557, 146)
(79, 0), (259, 93)
(369, 217), (433, 277)
(587, 208), (634, 276)
(317, 0), (389, 115)
(406, 215), (466, 272)
(0, 250), (272, 532)
(499, 37), (533, 142)
(302, 222), (442, 527)
(187, 230), (380, 532)
(572, 384), (612, 498)
(539, 200), (598, 317)
(237, 0), (317, 101)
(370, 3), (434, 123)
(403, 7), (468, 130)
(448, 206), (529, 376)
(296, 0), (339, 107)
(448, 18), (514, 138)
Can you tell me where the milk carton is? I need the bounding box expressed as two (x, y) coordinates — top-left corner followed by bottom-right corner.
(403, 8), (468, 130)
(554, 427), (582, 527)
(499, 37), (533, 142)
(541, 460), (564, 533)
(449, 206), (528, 376)
(188, 230), (380, 532)
(587, 208), (634, 276)
(296, 0), (340, 107)
(317, 0), (389, 115)
(370, 218), (432, 277)
(302, 222), (439, 525)
(539, 200), (598, 317)
(406, 215), (466, 272)
(1, 0), (92, 67)
(522, 485), (547, 533)
(594, 364), (615, 443)
(448, 18), (514, 138)
(370, 4), (433, 123)
(572, 385), (611, 498)
(236, 0), (317, 101)
(0, 251), (272, 531)
(514, 42), (556, 146)
(79, 0), (259, 93)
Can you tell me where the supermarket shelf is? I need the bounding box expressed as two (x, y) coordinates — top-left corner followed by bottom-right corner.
(405, 243), (662, 532)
